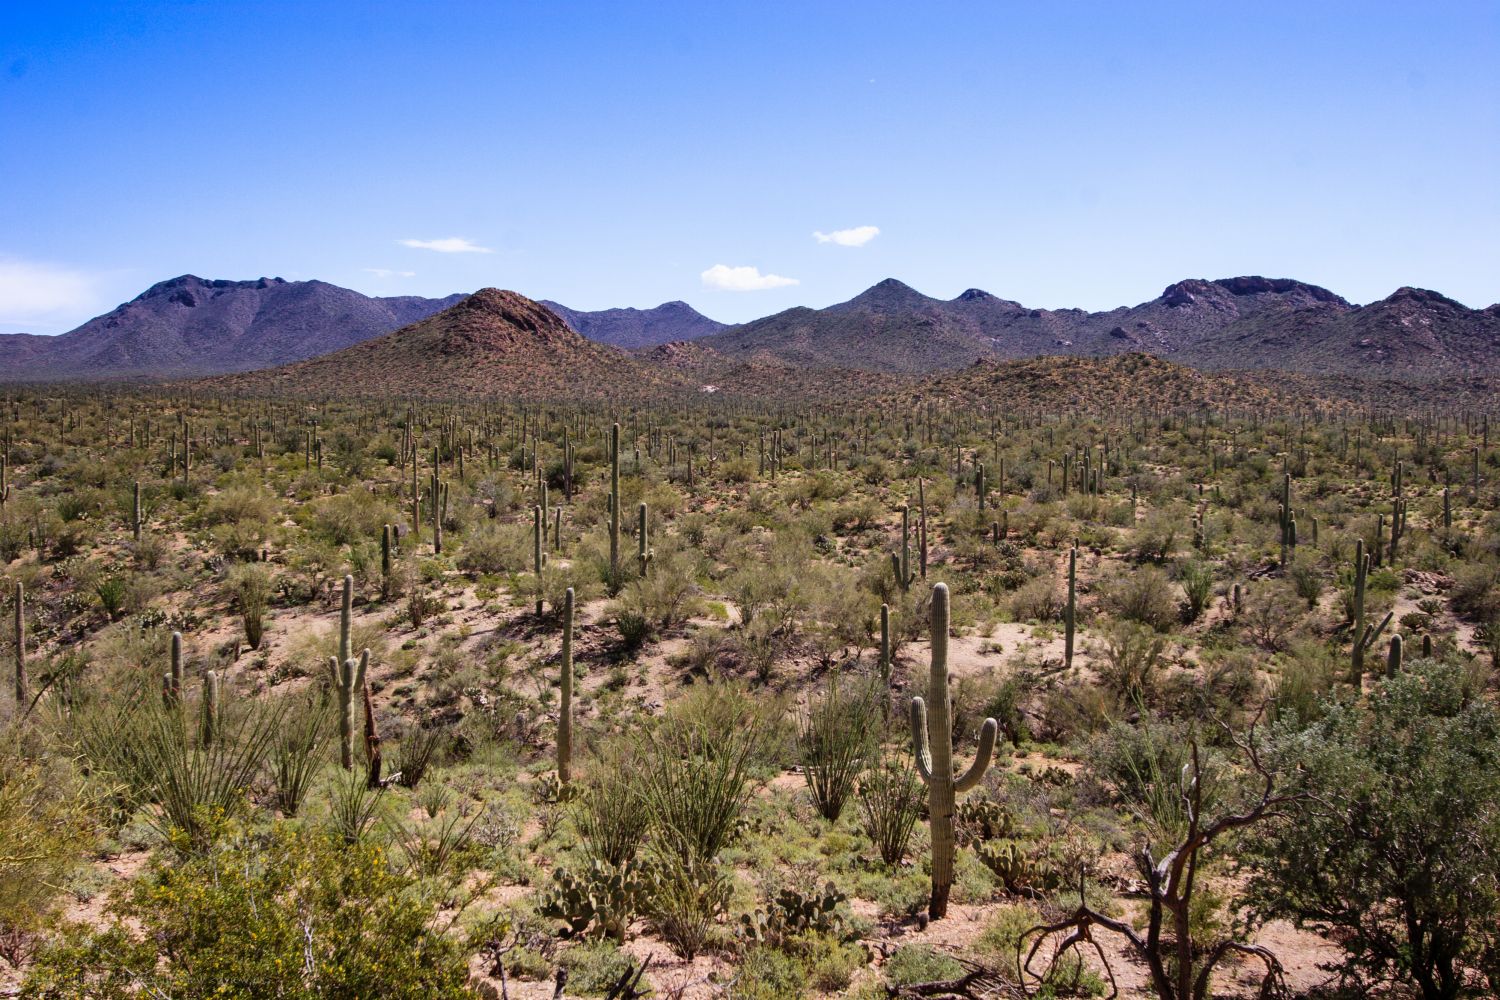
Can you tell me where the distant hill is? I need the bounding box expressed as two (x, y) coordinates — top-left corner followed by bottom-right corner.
(0, 275), (464, 380)
(6, 272), (1495, 385)
(891, 351), (1500, 416)
(208, 288), (678, 401)
(697, 276), (1500, 378)
(540, 299), (725, 349)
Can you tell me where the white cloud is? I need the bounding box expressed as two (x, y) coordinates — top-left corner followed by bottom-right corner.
(700, 264), (799, 291)
(0, 259), (97, 325)
(363, 268), (417, 279)
(398, 237), (494, 254)
(813, 225), (880, 247)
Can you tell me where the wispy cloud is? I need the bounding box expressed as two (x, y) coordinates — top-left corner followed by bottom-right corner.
(700, 264), (799, 291)
(813, 225), (880, 247)
(0, 258), (98, 328)
(398, 237), (493, 254)
(363, 268), (417, 279)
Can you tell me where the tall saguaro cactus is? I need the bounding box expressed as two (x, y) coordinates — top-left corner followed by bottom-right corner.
(910, 582), (999, 920)
(879, 602), (891, 717)
(13, 581), (25, 708)
(162, 631), (184, 707)
(637, 502), (652, 577)
(1064, 547), (1077, 669)
(608, 422), (621, 589)
(558, 587), (575, 784)
(333, 575), (370, 769)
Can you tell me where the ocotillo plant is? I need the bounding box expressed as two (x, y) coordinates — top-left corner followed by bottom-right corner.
(910, 582), (998, 920)
(1064, 547), (1077, 669)
(558, 587), (575, 784)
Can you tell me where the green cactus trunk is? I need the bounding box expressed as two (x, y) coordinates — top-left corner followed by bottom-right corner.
(910, 583), (999, 920)
(201, 670), (220, 745)
(558, 587), (575, 784)
(609, 422), (621, 590)
(1064, 547), (1077, 669)
(637, 502), (651, 577)
(534, 505), (545, 616)
(334, 575), (369, 770)
(1351, 539), (1367, 684)
(13, 581), (25, 709)
(879, 602), (891, 718)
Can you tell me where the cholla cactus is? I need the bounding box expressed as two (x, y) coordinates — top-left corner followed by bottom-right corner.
(910, 582), (999, 919)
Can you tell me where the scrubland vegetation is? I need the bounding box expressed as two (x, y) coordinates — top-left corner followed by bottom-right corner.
(2, 391), (1498, 999)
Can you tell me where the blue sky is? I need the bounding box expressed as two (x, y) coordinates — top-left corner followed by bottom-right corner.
(2, 1), (1496, 334)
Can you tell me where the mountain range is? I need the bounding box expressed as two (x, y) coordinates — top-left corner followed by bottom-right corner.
(208, 287), (1493, 413)
(693, 276), (1500, 378)
(0, 276), (725, 381)
(3, 273), (1497, 384)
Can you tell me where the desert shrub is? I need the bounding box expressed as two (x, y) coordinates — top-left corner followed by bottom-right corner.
(23, 824), (472, 999)
(1240, 580), (1304, 652)
(309, 491), (396, 546)
(1097, 620), (1168, 705)
(1272, 641), (1339, 726)
(1091, 720), (1225, 842)
(1009, 575), (1062, 622)
(1101, 565), (1178, 632)
(0, 742), (96, 949)
(884, 944), (965, 988)
(1246, 660), (1500, 1000)
(456, 522), (529, 575)
(1287, 560), (1324, 610)
(1450, 562), (1500, 622)
(1131, 512), (1178, 563)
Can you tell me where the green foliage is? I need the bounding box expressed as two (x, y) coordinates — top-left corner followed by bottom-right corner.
(22, 824), (472, 1000)
(1245, 659), (1500, 999)
(858, 754), (924, 865)
(0, 742), (96, 942)
(798, 672), (878, 821)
